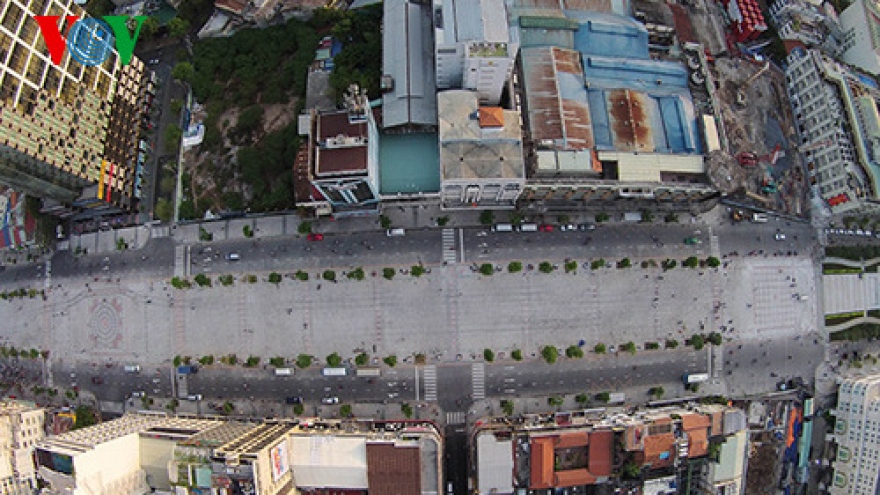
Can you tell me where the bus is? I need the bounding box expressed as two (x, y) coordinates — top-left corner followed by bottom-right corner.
(322, 367), (347, 376)
(355, 367), (381, 377)
(683, 373), (709, 384)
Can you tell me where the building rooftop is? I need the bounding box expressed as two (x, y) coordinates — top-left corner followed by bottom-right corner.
(453, 0), (510, 42)
(290, 434), (368, 489)
(477, 432), (515, 494)
(438, 90), (525, 181)
(179, 421), (258, 448)
(378, 132), (441, 194)
(215, 421), (296, 456)
(527, 429), (613, 489)
(314, 109), (380, 177)
(382, 0), (438, 128)
(366, 442), (422, 495)
(37, 413), (168, 455)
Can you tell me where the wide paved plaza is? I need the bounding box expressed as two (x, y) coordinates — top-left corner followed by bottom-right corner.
(0, 255), (818, 368)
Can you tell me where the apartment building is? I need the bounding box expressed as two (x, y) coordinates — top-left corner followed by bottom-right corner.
(785, 48), (880, 214)
(838, 0), (880, 76)
(0, 0), (153, 216)
(831, 374), (880, 494)
(0, 401), (44, 495)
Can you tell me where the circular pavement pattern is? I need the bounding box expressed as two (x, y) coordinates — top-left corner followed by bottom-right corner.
(88, 299), (123, 349)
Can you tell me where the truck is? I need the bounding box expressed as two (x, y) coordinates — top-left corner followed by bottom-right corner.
(274, 368), (294, 376)
(322, 367), (347, 376)
(608, 393), (626, 404)
(177, 365), (198, 375)
(355, 367), (381, 377)
(683, 373), (710, 384)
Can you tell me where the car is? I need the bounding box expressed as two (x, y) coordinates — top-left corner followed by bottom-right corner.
(608, 345), (617, 354)
(684, 237), (701, 245)
(226, 252), (240, 261)
(307, 233), (324, 241)
(559, 224), (577, 231)
(148, 59), (159, 65)
(538, 224), (554, 232)
(578, 223), (597, 231)
(131, 391), (145, 398)
(856, 229), (865, 236)
(187, 394), (203, 401)
(286, 396), (303, 404)
(321, 397), (339, 405)
(846, 229), (856, 235)
(775, 233), (786, 241)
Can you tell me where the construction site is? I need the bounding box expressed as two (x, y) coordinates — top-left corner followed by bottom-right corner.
(664, 0), (810, 219)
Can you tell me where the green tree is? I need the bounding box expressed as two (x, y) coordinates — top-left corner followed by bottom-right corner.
(541, 346), (558, 364)
(480, 263), (494, 276)
(649, 386), (665, 398)
(382, 268), (395, 280)
(295, 270), (309, 281)
(222, 401), (234, 415)
(664, 212), (679, 223)
(501, 399), (514, 416)
(665, 339), (679, 349)
(173, 355), (183, 367)
(347, 267), (365, 280)
(194, 273), (212, 287)
(298, 221), (312, 235)
(73, 406), (97, 430)
(483, 348), (495, 362)
(706, 256), (721, 268)
(591, 259), (605, 270)
(168, 17), (190, 37)
(268, 272), (282, 284)
(596, 392), (611, 403)
(269, 357), (285, 367)
(622, 462), (640, 479)
(564, 260), (578, 273)
(166, 399), (180, 413)
(411, 265), (426, 277)
(245, 356), (260, 367)
(594, 343), (607, 354)
(296, 354), (313, 369)
(155, 198), (173, 222)
(326, 352), (342, 367)
(401, 403), (413, 418)
(640, 210), (654, 223)
(691, 334), (705, 350)
(437, 216), (450, 226)
(684, 256), (700, 268)
(596, 212), (610, 223)
(243, 225), (254, 238)
(618, 258), (632, 268)
(662, 259), (678, 270)
(508, 261), (523, 273)
(340, 404), (352, 417)
(218, 274), (234, 286)
(322, 270), (336, 281)
(566, 345), (584, 358)
(539, 262), (554, 273)
(165, 123), (183, 149)
(575, 393), (589, 405)
(548, 396), (564, 407)
(707, 332), (723, 345)
(355, 352), (369, 366)
(622, 342), (637, 354)
(171, 61), (195, 82)
(160, 176), (177, 196)
(293, 403), (305, 415)
(511, 349), (523, 361)
(479, 210), (495, 226)
(379, 215), (392, 229)
(383, 355), (398, 367)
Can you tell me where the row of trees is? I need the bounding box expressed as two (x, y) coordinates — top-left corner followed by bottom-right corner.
(478, 210), (684, 226)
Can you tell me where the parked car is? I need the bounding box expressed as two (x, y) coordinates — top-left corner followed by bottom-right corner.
(321, 397), (339, 404)
(559, 224), (577, 231)
(538, 224), (554, 232)
(775, 232), (786, 241)
(307, 233), (324, 241)
(226, 252), (240, 261)
(187, 394), (203, 401)
(578, 223), (596, 231)
(684, 237), (701, 245)
(131, 391), (145, 398)
(286, 396), (303, 404)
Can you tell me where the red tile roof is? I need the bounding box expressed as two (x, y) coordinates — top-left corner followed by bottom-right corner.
(366, 443), (422, 495)
(556, 469), (597, 487)
(687, 428), (709, 458)
(478, 107), (505, 128)
(681, 414), (711, 432)
(556, 432), (589, 449)
(643, 433), (675, 468)
(588, 430), (613, 477)
(530, 437), (554, 489)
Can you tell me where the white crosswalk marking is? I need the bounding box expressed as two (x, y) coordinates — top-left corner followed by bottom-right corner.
(446, 411), (466, 424)
(442, 229), (457, 264)
(471, 362), (485, 400)
(423, 365), (437, 402)
(710, 234), (721, 259)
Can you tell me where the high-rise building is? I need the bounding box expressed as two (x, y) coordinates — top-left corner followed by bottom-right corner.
(0, 0), (153, 216)
(0, 400), (45, 495)
(838, 0), (880, 76)
(831, 374), (880, 494)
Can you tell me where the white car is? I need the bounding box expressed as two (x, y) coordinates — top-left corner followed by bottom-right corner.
(321, 397), (339, 405)
(131, 391), (145, 398)
(560, 224), (577, 231)
(775, 233), (786, 241)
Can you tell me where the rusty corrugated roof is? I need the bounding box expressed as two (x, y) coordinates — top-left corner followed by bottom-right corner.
(366, 443), (422, 495)
(606, 89), (653, 152)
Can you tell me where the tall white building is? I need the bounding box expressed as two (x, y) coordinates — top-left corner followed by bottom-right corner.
(832, 374), (880, 494)
(0, 401), (44, 494)
(433, 0), (515, 105)
(838, 0), (880, 75)
(785, 48), (880, 214)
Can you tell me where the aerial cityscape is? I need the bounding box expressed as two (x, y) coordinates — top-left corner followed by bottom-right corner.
(0, 0), (880, 492)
